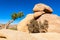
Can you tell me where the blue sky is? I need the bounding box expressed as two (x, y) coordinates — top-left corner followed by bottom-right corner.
(0, 0), (60, 24)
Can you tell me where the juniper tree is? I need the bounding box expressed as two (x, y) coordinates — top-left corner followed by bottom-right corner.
(5, 12), (24, 29)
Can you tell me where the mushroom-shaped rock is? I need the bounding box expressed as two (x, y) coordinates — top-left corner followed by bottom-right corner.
(33, 3), (53, 13)
(37, 14), (60, 33)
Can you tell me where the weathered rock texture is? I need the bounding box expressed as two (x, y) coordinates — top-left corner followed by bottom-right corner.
(17, 3), (53, 33)
(34, 12), (45, 19)
(17, 14), (34, 32)
(37, 14), (60, 33)
(33, 3), (53, 13)
(33, 3), (53, 20)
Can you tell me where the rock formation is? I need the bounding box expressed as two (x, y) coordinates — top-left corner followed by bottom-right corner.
(37, 14), (60, 33)
(17, 14), (34, 32)
(33, 3), (60, 33)
(17, 3), (53, 33)
(33, 3), (53, 20)
(0, 3), (60, 40)
(33, 3), (53, 13)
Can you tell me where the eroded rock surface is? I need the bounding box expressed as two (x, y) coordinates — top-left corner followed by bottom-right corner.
(33, 3), (53, 13)
(37, 14), (60, 33)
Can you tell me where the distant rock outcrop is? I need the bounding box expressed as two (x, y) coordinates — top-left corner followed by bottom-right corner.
(0, 24), (5, 29)
(0, 24), (17, 30)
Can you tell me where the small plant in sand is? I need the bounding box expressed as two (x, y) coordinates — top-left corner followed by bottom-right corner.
(9, 26), (17, 30)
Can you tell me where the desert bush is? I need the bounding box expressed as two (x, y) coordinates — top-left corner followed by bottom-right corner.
(27, 19), (48, 33)
(39, 20), (48, 33)
(27, 19), (40, 33)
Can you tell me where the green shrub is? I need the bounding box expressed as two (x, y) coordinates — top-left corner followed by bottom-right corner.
(27, 19), (48, 33)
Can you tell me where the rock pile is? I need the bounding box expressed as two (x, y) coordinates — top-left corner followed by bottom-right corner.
(17, 3), (58, 33)
(17, 4), (60, 40)
(33, 3), (53, 20)
(34, 3), (60, 33)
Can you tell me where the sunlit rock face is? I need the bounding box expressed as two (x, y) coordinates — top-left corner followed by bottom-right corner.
(17, 3), (53, 33)
(33, 12), (45, 19)
(33, 3), (53, 20)
(37, 14), (60, 33)
(17, 14), (34, 32)
(17, 3), (60, 33)
(33, 3), (53, 13)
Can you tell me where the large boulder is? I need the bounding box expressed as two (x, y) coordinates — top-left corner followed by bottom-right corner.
(17, 14), (34, 32)
(17, 3), (53, 33)
(34, 12), (45, 19)
(33, 3), (53, 13)
(17, 12), (45, 32)
(17, 12), (45, 33)
(37, 14), (60, 33)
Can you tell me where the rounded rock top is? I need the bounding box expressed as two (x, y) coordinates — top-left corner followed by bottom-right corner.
(33, 3), (53, 13)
